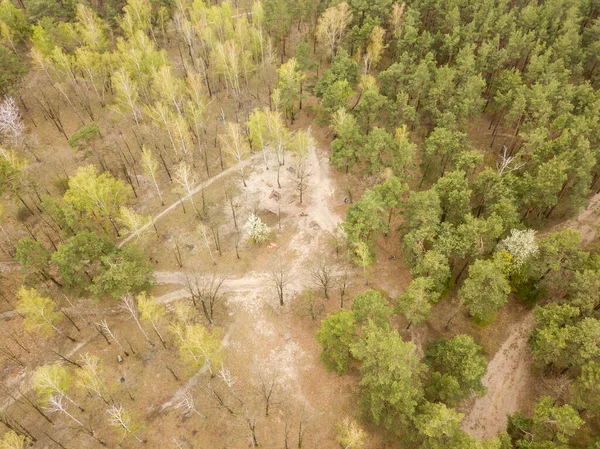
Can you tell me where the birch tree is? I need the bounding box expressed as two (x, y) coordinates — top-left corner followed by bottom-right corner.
(112, 69), (142, 126)
(265, 109), (288, 166)
(121, 294), (153, 346)
(174, 162), (199, 216)
(16, 287), (68, 339)
(97, 319), (129, 357)
(276, 58), (305, 123)
(0, 430), (30, 449)
(171, 323), (224, 375)
(76, 354), (111, 404)
(197, 223), (217, 265)
(337, 418), (367, 449)
(152, 65), (185, 114)
(247, 108), (268, 166)
(219, 122), (250, 186)
(363, 26), (386, 73)
(136, 292), (167, 347)
(32, 363), (82, 411)
(64, 165), (131, 235)
(0, 97), (23, 147)
(140, 146), (164, 205)
(107, 404), (144, 443)
(119, 206), (154, 245)
(174, 391), (206, 418)
(317, 2), (353, 60)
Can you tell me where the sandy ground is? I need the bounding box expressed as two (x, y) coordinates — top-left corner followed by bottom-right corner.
(462, 314), (534, 438)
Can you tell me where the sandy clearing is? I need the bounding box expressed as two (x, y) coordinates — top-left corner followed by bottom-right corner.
(462, 313), (534, 438)
(119, 154), (262, 247)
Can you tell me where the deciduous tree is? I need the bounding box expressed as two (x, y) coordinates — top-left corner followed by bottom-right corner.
(350, 322), (425, 431)
(316, 309), (357, 374)
(425, 335), (487, 405)
(459, 259), (510, 321)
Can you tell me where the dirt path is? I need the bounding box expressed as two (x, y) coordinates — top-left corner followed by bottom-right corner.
(152, 141), (342, 302)
(464, 194), (600, 438)
(462, 314), (534, 438)
(119, 154), (262, 247)
(554, 191), (600, 244)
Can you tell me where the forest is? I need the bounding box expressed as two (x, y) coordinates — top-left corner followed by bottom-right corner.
(0, 0), (599, 447)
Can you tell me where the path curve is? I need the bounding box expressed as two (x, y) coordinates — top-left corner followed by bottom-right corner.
(120, 154), (262, 247)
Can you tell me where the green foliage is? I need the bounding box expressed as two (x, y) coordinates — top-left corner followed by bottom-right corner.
(373, 175), (407, 230)
(67, 122), (102, 152)
(63, 165), (131, 231)
(14, 238), (51, 281)
(51, 232), (115, 292)
(566, 269), (600, 315)
(354, 84), (392, 134)
(414, 402), (466, 449)
(316, 309), (357, 374)
(421, 127), (467, 182)
(572, 361), (600, 414)
(315, 50), (359, 98)
(411, 250), (450, 294)
(530, 396), (583, 445)
(459, 258), (511, 322)
(425, 335), (487, 405)
(318, 79), (354, 124)
(51, 232), (152, 298)
(32, 362), (72, 405)
(530, 303), (600, 370)
(344, 189), (385, 244)
(350, 289), (392, 328)
(402, 190), (442, 266)
(331, 108), (363, 173)
(0, 46), (26, 95)
(350, 322), (425, 431)
(434, 170), (472, 224)
(88, 244), (153, 299)
(276, 57), (305, 121)
(16, 286), (62, 337)
(396, 277), (439, 327)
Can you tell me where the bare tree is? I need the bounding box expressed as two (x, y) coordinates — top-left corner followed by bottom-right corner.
(174, 162), (199, 216)
(46, 395), (104, 445)
(184, 271), (228, 324)
(0, 97), (24, 146)
(107, 404), (143, 443)
(339, 268), (350, 309)
(269, 260), (293, 306)
(496, 145), (525, 175)
(310, 260), (335, 300)
(0, 97), (41, 161)
(223, 183), (239, 231)
(172, 236), (184, 267)
(197, 223), (217, 265)
(295, 162), (309, 204)
(174, 391), (206, 418)
(254, 367), (281, 417)
(121, 294), (153, 347)
(96, 320), (129, 356)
